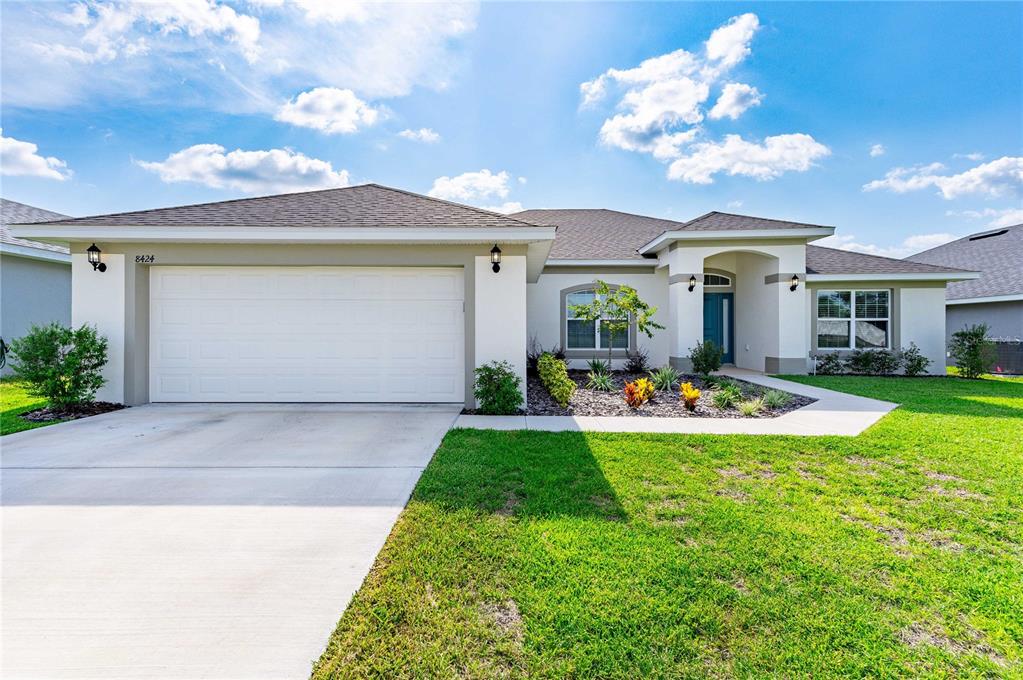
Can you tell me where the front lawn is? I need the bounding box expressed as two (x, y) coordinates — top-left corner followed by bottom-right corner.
(0, 379), (55, 435)
(314, 376), (1022, 678)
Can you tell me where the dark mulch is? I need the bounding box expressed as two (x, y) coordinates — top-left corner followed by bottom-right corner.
(20, 402), (126, 423)
(525, 371), (815, 418)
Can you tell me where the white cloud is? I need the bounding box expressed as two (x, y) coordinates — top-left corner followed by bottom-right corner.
(869, 144), (886, 157)
(726, 200), (744, 209)
(704, 13), (761, 72)
(428, 169), (511, 202)
(275, 87), (380, 134)
(667, 133), (830, 184)
(137, 143), (348, 193)
(483, 202), (524, 214)
(0, 129), (71, 181)
(518, 176), (527, 184)
(864, 156), (1023, 199)
(947, 207), (1023, 229)
(398, 128), (441, 143)
(953, 152), (984, 161)
(708, 83), (762, 120)
(818, 232), (960, 259)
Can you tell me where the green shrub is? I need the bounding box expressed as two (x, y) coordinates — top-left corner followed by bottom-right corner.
(587, 358), (611, 376)
(815, 353), (846, 375)
(648, 365), (681, 391)
(9, 323), (108, 407)
(538, 353), (576, 407)
(949, 324), (996, 379)
(762, 389), (792, 409)
(900, 342), (932, 377)
(586, 371), (615, 391)
(846, 349), (900, 375)
(624, 348), (649, 373)
(527, 336), (564, 377)
(473, 361), (523, 415)
(737, 397), (765, 416)
(689, 340), (723, 376)
(712, 387), (740, 410)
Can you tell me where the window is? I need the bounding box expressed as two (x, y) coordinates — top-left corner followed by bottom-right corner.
(565, 289), (630, 350)
(703, 273), (731, 287)
(816, 289), (890, 349)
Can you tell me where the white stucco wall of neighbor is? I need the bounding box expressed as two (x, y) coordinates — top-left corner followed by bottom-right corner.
(899, 287), (948, 373)
(475, 255), (528, 403)
(71, 253), (125, 403)
(526, 268), (670, 369)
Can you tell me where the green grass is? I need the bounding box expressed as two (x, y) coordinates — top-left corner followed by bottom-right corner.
(1, 379), (55, 435)
(313, 376), (1022, 678)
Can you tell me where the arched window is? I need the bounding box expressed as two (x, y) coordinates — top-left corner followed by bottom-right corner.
(703, 273), (731, 287)
(564, 288), (630, 350)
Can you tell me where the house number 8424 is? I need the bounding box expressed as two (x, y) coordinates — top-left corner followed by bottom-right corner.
(135, 255), (155, 263)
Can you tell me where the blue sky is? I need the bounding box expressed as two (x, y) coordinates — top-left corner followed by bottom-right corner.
(1, 1), (1020, 257)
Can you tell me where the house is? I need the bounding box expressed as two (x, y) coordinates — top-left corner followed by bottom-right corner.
(10, 184), (976, 407)
(1, 199), (72, 374)
(905, 224), (1022, 371)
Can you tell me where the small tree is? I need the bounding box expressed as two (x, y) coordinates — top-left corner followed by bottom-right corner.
(568, 280), (664, 365)
(949, 323), (996, 379)
(9, 323), (108, 406)
(473, 361), (523, 415)
(689, 339), (724, 376)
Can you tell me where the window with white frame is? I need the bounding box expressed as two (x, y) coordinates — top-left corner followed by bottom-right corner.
(703, 273), (731, 287)
(816, 289), (890, 349)
(565, 289), (630, 350)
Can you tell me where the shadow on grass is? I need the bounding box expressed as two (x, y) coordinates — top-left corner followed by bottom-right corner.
(419, 429), (627, 522)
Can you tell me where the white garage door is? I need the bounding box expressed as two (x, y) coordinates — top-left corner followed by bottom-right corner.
(150, 266), (465, 402)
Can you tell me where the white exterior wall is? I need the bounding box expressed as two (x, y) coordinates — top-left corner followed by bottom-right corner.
(527, 268), (670, 369)
(71, 253), (125, 403)
(734, 253), (779, 372)
(899, 287), (947, 373)
(475, 255), (528, 403)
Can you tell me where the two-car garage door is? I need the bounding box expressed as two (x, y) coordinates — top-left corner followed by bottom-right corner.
(149, 266), (465, 402)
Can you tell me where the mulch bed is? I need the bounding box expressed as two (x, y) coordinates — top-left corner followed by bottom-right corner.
(20, 402), (126, 423)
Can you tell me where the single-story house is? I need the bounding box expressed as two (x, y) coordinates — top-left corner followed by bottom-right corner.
(1, 198), (72, 374)
(905, 224), (1022, 370)
(11, 184), (976, 407)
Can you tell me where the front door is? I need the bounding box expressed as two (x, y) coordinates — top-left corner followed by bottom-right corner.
(703, 293), (734, 363)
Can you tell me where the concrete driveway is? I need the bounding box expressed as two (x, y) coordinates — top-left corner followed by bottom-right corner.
(1, 403), (459, 680)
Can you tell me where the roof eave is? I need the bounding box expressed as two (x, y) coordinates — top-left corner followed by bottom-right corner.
(638, 227), (835, 254)
(805, 272), (981, 282)
(946, 293), (1023, 305)
(0, 242), (71, 264)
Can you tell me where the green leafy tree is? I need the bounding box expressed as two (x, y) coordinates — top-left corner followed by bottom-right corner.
(949, 324), (996, 379)
(568, 280), (664, 365)
(9, 323), (109, 406)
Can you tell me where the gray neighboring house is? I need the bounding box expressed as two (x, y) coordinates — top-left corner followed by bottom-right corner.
(1, 199), (72, 374)
(907, 224), (1023, 371)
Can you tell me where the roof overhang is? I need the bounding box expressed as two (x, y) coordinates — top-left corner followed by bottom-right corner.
(0, 242), (71, 265)
(544, 259), (656, 267)
(805, 272), (980, 283)
(638, 227), (835, 254)
(947, 293), (1023, 305)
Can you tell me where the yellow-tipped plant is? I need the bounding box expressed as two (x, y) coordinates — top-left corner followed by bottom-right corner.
(680, 381), (701, 411)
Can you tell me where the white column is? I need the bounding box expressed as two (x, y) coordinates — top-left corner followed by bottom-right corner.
(474, 255), (527, 404)
(666, 248), (704, 370)
(71, 253), (125, 403)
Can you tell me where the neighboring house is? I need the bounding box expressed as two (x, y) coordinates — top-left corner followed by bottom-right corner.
(1, 199), (72, 375)
(906, 225), (1023, 369)
(11, 184), (975, 407)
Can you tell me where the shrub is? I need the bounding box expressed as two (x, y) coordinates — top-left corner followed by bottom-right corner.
(623, 377), (654, 408)
(762, 389), (792, 409)
(527, 336), (565, 377)
(9, 323), (108, 407)
(586, 371), (615, 391)
(846, 349), (873, 375)
(712, 386), (741, 410)
(538, 352), (576, 407)
(587, 358), (611, 376)
(624, 348), (649, 373)
(689, 340), (723, 376)
(680, 382), (701, 411)
(846, 349), (899, 375)
(737, 397), (765, 416)
(949, 324), (996, 379)
(473, 361), (523, 415)
(815, 353), (846, 375)
(648, 365), (681, 392)
(900, 342), (932, 377)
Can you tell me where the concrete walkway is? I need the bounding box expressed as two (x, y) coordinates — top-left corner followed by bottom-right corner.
(455, 369), (896, 436)
(1, 403), (460, 680)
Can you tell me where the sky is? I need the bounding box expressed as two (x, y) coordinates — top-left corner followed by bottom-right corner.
(1, 1), (1021, 258)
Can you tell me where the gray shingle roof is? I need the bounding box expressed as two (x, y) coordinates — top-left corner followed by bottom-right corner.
(682, 211), (834, 232)
(1, 199), (70, 255)
(806, 245), (969, 275)
(22, 184), (547, 230)
(511, 208), (683, 260)
(905, 224), (1023, 300)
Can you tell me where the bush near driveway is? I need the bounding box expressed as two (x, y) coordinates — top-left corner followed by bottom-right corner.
(8, 323), (108, 406)
(313, 375), (1022, 678)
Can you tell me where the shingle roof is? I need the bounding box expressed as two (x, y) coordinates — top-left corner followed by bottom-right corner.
(22, 184), (548, 230)
(1, 199), (71, 255)
(682, 211), (834, 232)
(511, 208), (683, 260)
(806, 245), (969, 276)
(905, 224), (1023, 300)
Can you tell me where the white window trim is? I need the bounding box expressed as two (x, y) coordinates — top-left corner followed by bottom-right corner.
(816, 288), (891, 350)
(703, 274), (731, 287)
(565, 289), (632, 351)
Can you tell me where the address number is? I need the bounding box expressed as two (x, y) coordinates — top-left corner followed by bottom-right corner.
(135, 255), (156, 263)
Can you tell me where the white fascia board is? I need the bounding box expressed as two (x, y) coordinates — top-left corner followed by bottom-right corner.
(546, 259), (656, 267)
(638, 227), (835, 254)
(947, 293), (1023, 305)
(805, 272), (981, 282)
(0, 243), (71, 264)
(8, 225), (558, 245)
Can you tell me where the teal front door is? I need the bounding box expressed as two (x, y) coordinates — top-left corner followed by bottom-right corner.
(703, 293), (734, 363)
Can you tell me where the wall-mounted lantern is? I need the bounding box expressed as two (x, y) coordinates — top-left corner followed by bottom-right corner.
(789, 274), (800, 292)
(87, 243), (107, 272)
(490, 244), (502, 273)
(688, 274), (697, 292)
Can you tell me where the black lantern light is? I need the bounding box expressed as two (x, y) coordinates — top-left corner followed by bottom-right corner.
(789, 274), (800, 292)
(87, 243), (107, 272)
(688, 274), (697, 292)
(490, 244), (502, 273)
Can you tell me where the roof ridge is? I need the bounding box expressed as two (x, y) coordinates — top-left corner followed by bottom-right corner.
(684, 210), (835, 230)
(362, 184), (552, 229)
(907, 223), (1023, 259)
(809, 244), (973, 273)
